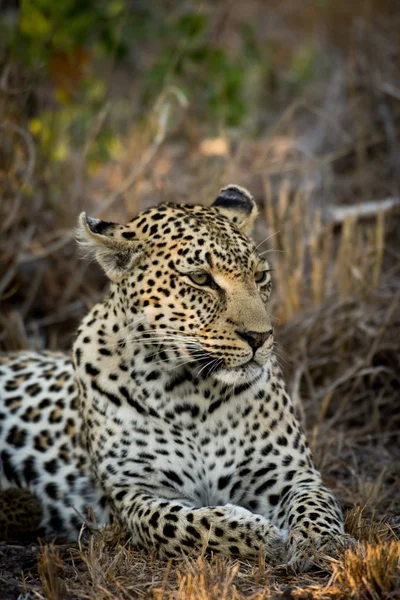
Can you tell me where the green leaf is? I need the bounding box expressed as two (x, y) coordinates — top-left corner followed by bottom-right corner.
(20, 5), (52, 40)
(176, 13), (207, 40)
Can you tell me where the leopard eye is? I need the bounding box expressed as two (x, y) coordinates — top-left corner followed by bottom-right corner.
(188, 271), (213, 286)
(255, 270), (269, 284)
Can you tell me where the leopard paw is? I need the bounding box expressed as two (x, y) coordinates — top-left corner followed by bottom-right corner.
(287, 530), (357, 572)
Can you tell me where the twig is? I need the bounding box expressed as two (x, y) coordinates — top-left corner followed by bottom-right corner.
(328, 197), (400, 224)
(378, 81), (400, 101)
(59, 261), (91, 306)
(366, 292), (400, 364)
(0, 224), (35, 296)
(315, 358), (365, 402)
(25, 300), (84, 330)
(95, 86), (187, 216)
(0, 122), (36, 231)
(347, 430), (400, 442)
(7, 86), (189, 265)
(0, 122), (35, 184)
(17, 234), (73, 264)
(71, 102), (112, 207)
(21, 265), (44, 319)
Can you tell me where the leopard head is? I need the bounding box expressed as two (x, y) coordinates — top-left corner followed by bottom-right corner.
(78, 185), (274, 385)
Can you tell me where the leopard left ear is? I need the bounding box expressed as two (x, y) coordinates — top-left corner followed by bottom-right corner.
(212, 185), (258, 234)
(76, 213), (145, 282)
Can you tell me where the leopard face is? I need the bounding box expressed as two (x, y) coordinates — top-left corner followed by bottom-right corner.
(78, 186), (274, 386)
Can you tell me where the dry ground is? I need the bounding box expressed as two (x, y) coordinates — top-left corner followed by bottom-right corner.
(1, 1), (400, 598)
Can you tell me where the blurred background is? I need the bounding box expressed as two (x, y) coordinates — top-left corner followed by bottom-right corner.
(0, 0), (399, 531)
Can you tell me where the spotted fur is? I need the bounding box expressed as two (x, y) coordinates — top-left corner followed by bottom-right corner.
(0, 487), (43, 540)
(0, 185), (354, 568)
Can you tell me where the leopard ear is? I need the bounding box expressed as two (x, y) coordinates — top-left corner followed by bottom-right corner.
(212, 185), (258, 234)
(76, 213), (145, 282)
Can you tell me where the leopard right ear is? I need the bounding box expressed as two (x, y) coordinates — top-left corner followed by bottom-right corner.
(76, 213), (145, 282)
(212, 185), (258, 234)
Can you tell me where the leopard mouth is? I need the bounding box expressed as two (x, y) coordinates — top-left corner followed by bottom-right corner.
(189, 350), (263, 381)
(213, 360), (264, 386)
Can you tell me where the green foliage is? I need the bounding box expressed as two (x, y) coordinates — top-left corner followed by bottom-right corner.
(18, 0), (128, 63)
(1, 2), (321, 173)
(286, 43), (317, 89)
(1, 0), (134, 169)
(144, 11), (249, 126)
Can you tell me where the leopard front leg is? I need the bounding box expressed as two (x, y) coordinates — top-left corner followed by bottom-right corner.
(110, 487), (287, 562)
(276, 471), (356, 570)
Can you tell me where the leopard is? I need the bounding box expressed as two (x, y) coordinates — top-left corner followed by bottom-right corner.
(0, 185), (355, 569)
(0, 487), (43, 540)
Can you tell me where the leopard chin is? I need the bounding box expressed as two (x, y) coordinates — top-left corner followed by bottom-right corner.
(212, 360), (265, 386)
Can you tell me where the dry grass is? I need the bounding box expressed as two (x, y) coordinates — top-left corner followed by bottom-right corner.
(330, 541), (400, 600)
(1, 1), (400, 599)
(11, 525), (399, 599)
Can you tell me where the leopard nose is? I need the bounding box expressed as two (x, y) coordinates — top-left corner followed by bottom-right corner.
(236, 329), (273, 351)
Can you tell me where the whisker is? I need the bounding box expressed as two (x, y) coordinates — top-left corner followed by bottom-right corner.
(125, 337), (198, 344)
(150, 355), (202, 368)
(209, 358), (223, 377)
(196, 358), (217, 377)
(259, 248), (284, 256)
(255, 230), (280, 250)
(147, 349), (208, 362)
(273, 348), (290, 367)
(128, 335), (198, 344)
(106, 336), (200, 349)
